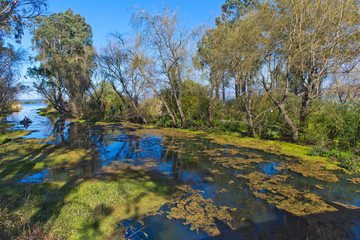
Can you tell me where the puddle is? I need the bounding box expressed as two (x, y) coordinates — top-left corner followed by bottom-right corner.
(18, 169), (50, 183)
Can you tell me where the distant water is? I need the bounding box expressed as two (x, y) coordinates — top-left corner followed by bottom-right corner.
(6, 100), (58, 139)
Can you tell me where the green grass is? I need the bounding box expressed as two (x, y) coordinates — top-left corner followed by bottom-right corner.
(0, 125), (177, 239)
(0, 129), (29, 145)
(37, 107), (72, 118)
(0, 171), (176, 239)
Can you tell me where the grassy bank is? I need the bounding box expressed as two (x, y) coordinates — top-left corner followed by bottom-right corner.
(0, 126), (177, 239)
(0, 121), (29, 145)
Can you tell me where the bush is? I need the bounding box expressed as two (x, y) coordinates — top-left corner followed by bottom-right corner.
(304, 101), (360, 152)
(309, 146), (360, 172)
(139, 97), (162, 123)
(181, 80), (209, 127)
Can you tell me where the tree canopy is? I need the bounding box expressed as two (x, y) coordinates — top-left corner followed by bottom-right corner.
(30, 9), (96, 117)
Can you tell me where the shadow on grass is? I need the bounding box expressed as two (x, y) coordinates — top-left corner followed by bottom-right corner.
(1, 163), (178, 239)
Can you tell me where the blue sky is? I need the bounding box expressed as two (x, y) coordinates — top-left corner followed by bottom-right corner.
(17, 0), (223, 99)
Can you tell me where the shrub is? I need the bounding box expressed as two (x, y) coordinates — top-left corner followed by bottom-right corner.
(305, 101), (360, 152)
(309, 146), (360, 172)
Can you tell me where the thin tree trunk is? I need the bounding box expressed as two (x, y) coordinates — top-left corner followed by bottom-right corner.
(138, 66), (177, 125)
(208, 84), (215, 128)
(222, 73), (226, 103)
(279, 103), (299, 142)
(262, 76), (299, 142)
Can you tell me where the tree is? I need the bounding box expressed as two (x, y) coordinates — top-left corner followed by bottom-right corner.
(0, 0), (47, 40)
(30, 9), (96, 117)
(130, 7), (199, 127)
(221, 0), (258, 21)
(99, 36), (148, 123)
(195, 25), (230, 126)
(259, 0), (360, 140)
(0, 0), (46, 114)
(0, 43), (25, 113)
(196, 8), (264, 136)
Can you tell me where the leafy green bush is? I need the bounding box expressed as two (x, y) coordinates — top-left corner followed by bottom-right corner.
(309, 146), (360, 172)
(305, 101), (360, 151)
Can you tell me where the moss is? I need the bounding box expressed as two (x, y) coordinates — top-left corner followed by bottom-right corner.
(282, 159), (339, 183)
(348, 178), (360, 186)
(237, 172), (359, 216)
(170, 128), (349, 176)
(51, 175), (174, 239)
(167, 186), (236, 236)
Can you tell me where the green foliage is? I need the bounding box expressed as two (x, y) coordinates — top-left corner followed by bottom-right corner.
(0, 0), (47, 40)
(309, 147), (360, 172)
(160, 80), (210, 128)
(221, 0), (259, 21)
(0, 44), (26, 114)
(265, 125), (281, 140)
(86, 82), (124, 121)
(158, 115), (177, 127)
(181, 80), (209, 127)
(30, 9), (96, 117)
(304, 101), (360, 151)
(216, 121), (248, 135)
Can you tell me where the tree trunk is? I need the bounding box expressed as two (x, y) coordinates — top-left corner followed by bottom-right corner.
(279, 104), (299, 142)
(222, 73), (226, 103)
(138, 66), (177, 125)
(235, 74), (240, 98)
(300, 85), (312, 132)
(208, 92), (214, 128)
(262, 76), (299, 142)
(110, 82), (148, 124)
(246, 108), (256, 137)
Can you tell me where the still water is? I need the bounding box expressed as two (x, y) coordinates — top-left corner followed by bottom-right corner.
(6, 101), (360, 239)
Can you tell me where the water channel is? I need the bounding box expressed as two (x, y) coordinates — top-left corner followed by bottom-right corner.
(4, 101), (360, 239)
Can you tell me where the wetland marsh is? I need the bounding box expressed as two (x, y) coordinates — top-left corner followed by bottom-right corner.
(1, 102), (359, 239)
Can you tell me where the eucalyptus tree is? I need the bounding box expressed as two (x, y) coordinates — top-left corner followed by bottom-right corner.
(30, 9), (96, 117)
(99, 36), (148, 123)
(258, 0), (360, 140)
(196, 24), (230, 98)
(196, 3), (264, 135)
(0, 0), (47, 40)
(130, 7), (199, 127)
(279, 0), (360, 130)
(227, 12), (266, 137)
